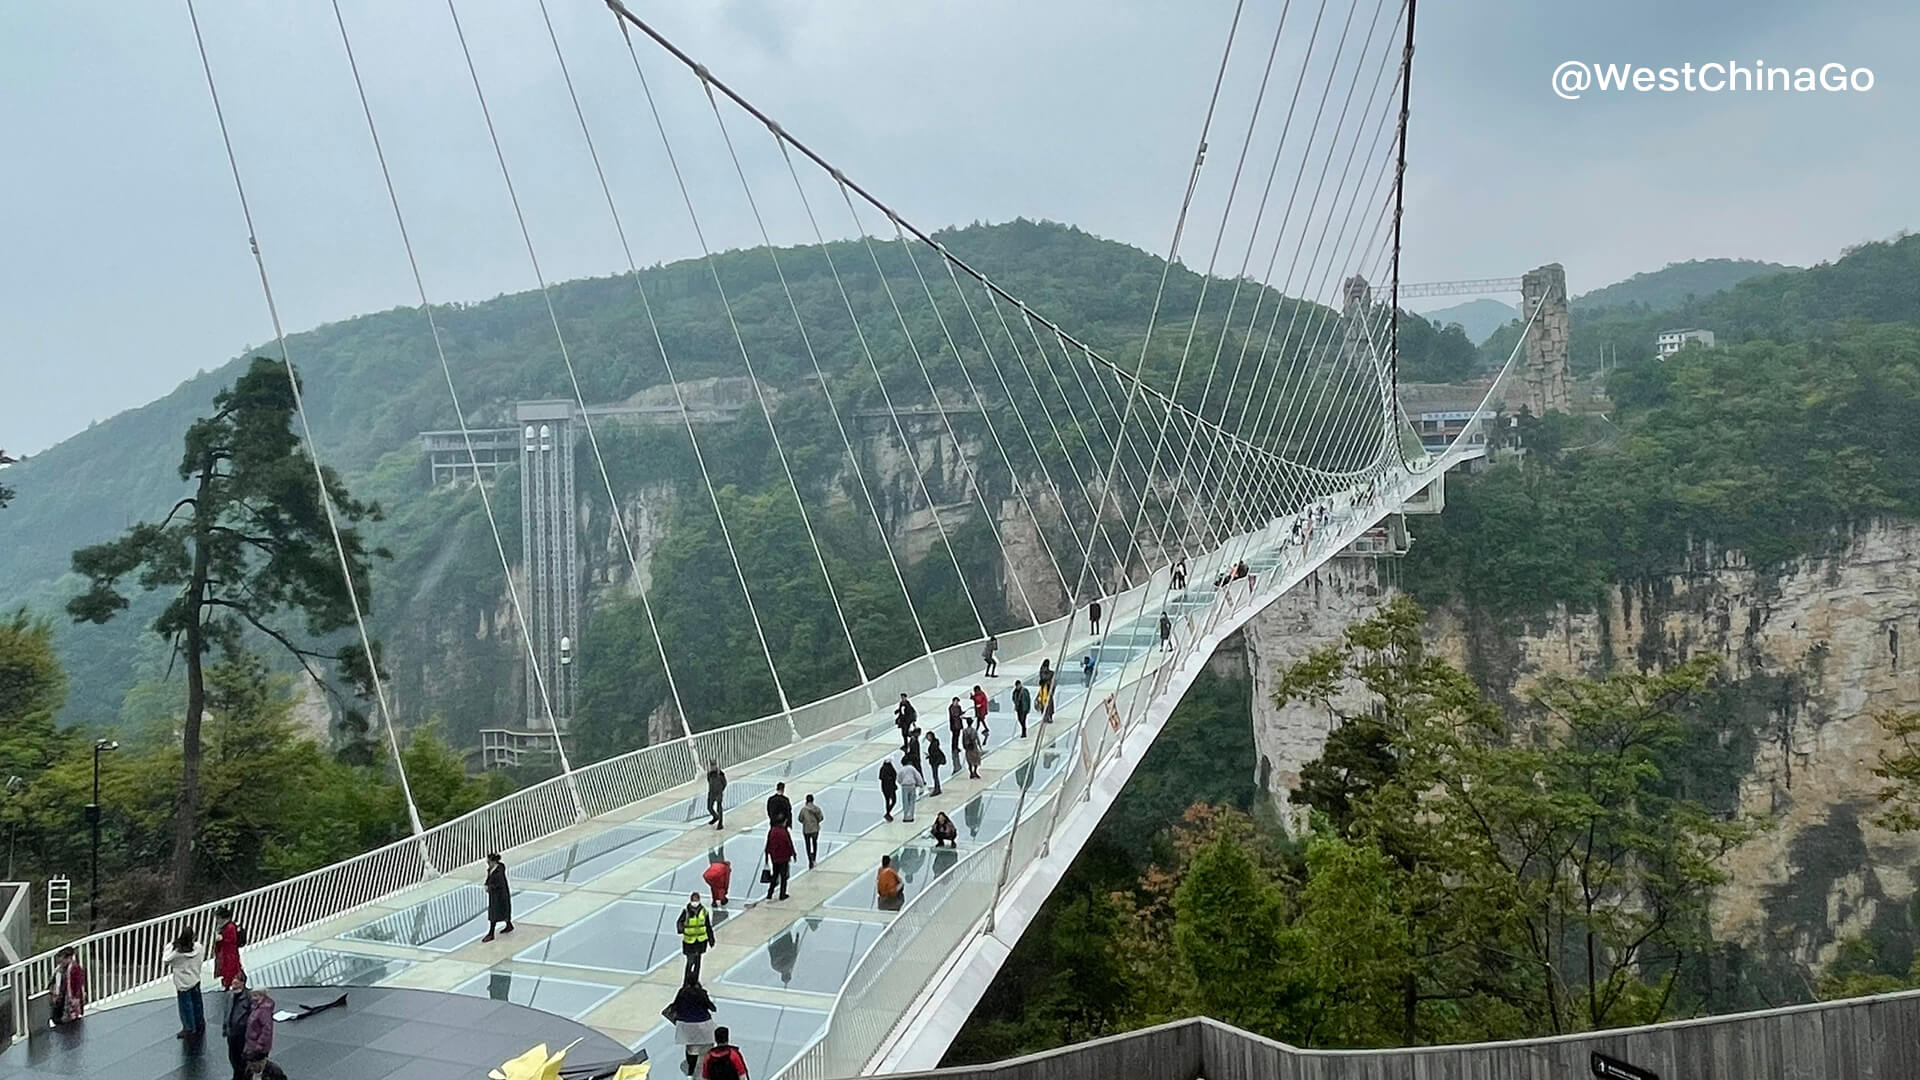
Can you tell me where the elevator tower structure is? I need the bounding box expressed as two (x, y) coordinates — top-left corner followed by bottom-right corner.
(517, 400), (579, 731)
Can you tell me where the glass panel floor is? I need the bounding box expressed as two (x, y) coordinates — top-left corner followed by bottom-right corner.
(646, 778), (775, 825)
(630, 998), (827, 1079)
(791, 783), (888, 835)
(638, 837), (848, 897)
(824, 843), (963, 912)
(753, 741), (861, 780)
(249, 947), (413, 988)
(996, 731), (1079, 792)
(513, 899), (734, 976)
(450, 969), (622, 1020)
(718, 916), (887, 996)
(342, 884), (558, 951)
(519, 824), (678, 885)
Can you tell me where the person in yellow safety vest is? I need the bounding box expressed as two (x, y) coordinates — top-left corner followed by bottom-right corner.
(678, 892), (716, 984)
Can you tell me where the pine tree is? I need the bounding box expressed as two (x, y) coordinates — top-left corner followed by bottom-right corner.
(67, 357), (386, 902)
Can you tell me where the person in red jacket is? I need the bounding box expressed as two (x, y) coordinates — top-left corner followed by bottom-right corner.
(702, 1027), (750, 1080)
(214, 905), (246, 990)
(764, 825), (795, 902)
(702, 857), (732, 908)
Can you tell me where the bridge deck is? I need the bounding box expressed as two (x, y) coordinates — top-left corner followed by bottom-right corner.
(86, 461), (1463, 1078)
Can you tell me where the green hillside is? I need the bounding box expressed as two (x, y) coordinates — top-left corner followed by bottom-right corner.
(1572, 257), (1797, 314)
(2, 219), (1349, 734)
(1413, 233), (1920, 619)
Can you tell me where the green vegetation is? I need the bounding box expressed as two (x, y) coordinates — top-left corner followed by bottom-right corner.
(1394, 312), (1478, 381)
(64, 359), (389, 902)
(950, 600), (1750, 1058)
(0, 611), (496, 927)
(0, 219), (1348, 732)
(1410, 323), (1920, 619)
(1571, 257), (1796, 314)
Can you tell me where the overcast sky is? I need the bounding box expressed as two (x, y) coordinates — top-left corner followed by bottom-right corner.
(2, 0), (1913, 456)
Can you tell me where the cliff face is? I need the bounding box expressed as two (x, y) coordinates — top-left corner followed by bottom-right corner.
(1243, 520), (1920, 978)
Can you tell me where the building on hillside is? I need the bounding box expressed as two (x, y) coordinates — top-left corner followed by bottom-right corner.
(1655, 328), (1715, 359)
(1412, 406), (1498, 454)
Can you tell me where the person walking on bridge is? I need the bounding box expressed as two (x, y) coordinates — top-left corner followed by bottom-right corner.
(678, 891), (717, 987)
(1159, 611), (1173, 653)
(982, 633), (998, 677)
(1088, 598), (1103, 635)
(766, 782), (792, 829)
(482, 853), (514, 942)
(764, 824), (795, 901)
(702, 1027), (751, 1080)
(894, 694), (917, 754)
(879, 758), (898, 821)
(961, 721), (983, 780)
(1171, 558), (1187, 590)
(1081, 653), (1096, 688)
(706, 760), (727, 830)
(1011, 679), (1031, 738)
(797, 794), (824, 869)
(971, 685), (990, 739)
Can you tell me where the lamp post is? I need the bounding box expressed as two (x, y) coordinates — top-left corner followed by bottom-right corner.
(88, 739), (117, 932)
(3, 776), (22, 880)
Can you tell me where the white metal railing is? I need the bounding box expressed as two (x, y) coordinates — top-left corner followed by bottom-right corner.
(0, 620), (968, 1037)
(777, 450), (1488, 1079)
(0, 440), (1482, 1049)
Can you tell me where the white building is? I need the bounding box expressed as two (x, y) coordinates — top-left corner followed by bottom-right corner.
(1655, 328), (1715, 359)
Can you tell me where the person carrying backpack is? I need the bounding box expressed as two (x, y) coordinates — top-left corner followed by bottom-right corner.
(923, 731), (946, 797)
(961, 722), (983, 779)
(702, 1027), (750, 1080)
(947, 698), (965, 763)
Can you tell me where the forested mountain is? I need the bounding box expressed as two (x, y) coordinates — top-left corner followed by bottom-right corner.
(949, 230), (1920, 1060)
(1571, 257), (1798, 314)
(1, 219), (1344, 732)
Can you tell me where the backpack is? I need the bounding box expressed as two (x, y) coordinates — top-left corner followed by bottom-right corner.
(705, 1046), (744, 1080)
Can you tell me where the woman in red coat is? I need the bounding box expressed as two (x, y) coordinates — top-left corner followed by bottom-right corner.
(213, 905), (245, 990)
(764, 825), (795, 902)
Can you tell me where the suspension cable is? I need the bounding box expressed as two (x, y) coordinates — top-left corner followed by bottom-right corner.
(184, 0), (431, 852)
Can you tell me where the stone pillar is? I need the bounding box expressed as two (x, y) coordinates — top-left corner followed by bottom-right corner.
(1520, 263), (1570, 416)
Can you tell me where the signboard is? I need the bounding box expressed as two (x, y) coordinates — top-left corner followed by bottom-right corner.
(1591, 1051), (1659, 1080)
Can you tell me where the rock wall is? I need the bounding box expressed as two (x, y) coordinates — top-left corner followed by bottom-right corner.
(1242, 520), (1920, 976)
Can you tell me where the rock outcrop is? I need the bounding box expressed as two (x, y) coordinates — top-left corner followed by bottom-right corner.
(1241, 520), (1920, 979)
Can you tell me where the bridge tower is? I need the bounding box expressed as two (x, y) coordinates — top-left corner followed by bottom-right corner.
(517, 400), (580, 732)
(1520, 263), (1571, 415)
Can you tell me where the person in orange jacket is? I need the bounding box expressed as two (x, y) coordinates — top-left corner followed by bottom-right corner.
(702, 857), (732, 908)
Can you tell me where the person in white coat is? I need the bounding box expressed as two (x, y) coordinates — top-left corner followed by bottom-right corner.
(165, 926), (206, 1038)
(897, 759), (924, 823)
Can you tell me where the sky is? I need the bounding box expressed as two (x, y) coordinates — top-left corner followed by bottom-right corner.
(2, 0), (1913, 456)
